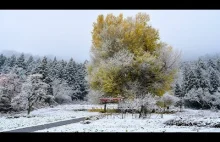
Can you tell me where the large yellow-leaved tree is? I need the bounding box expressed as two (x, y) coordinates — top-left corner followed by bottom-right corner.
(87, 13), (180, 100)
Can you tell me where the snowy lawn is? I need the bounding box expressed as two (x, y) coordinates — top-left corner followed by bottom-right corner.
(0, 104), (117, 132)
(37, 109), (220, 132)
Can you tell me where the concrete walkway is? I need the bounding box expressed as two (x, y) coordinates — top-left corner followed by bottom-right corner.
(5, 117), (86, 132)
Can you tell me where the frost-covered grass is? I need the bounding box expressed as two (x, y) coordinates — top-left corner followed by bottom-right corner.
(37, 109), (220, 132)
(0, 104), (116, 132)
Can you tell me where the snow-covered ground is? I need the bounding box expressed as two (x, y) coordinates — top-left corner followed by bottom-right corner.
(0, 104), (117, 132)
(37, 109), (220, 132)
(2, 104), (220, 132)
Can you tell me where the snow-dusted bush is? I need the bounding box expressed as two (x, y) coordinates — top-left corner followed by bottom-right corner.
(158, 92), (180, 108)
(184, 87), (220, 109)
(55, 94), (72, 104)
(52, 79), (74, 104)
(118, 93), (158, 117)
(86, 89), (104, 104)
(184, 87), (206, 109)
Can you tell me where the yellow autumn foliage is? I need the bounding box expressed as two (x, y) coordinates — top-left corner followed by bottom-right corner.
(88, 13), (180, 98)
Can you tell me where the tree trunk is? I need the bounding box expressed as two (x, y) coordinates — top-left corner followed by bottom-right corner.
(104, 103), (107, 113)
(27, 99), (33, 115)
(139, 105), (144, 118)
(28, 104), (31, 115)
(180, 97), (183, 112)
(163, 102), (166, 114)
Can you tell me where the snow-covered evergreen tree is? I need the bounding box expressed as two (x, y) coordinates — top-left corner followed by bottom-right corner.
(2, 55), (17, 74)
(16, 53), (26, 69)
(26, 55), (35, 75)
(197, 58), (206, 70)
(54, 60), (66, 80)
(36, 56), (48, 79)
(195, 65), (209, 91)
(0, 54), (7, 70)
(186, 70), (197, 93)
(174, 83), (182, 97)
(182, 66), (190, 95)
(174, 83), (184, 111)
(32, 58), (41, 74)
(64, 58), (76, 86)
(48, 57), (58, 79)
(217, 59), (220, 72)
(26, 55), (34, 67)
(74, 63), (89, 100)
(207, 59), (217, 70)
(8, 55), (17, 68)
(209, 69), (220, 94)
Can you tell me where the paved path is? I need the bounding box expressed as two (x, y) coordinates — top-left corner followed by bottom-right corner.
(5, 117), (86, 132)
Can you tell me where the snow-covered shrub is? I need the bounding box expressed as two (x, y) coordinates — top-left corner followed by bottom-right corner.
(184, 87), (205, 109)
(118, 93), (157, 116)
(86, 89), (104, 104)
(206, 92), (220, 109)
(157, 92), (180, 109)
(184, 87), (220, 109)
(54, 94), (72, 104)
(52, 79), (74, 104)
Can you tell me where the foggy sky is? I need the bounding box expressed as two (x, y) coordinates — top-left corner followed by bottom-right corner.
(1, 10), (220, 62)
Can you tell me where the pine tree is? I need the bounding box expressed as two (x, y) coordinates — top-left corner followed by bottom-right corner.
(2, 55), (17, 73)
(16, 53), (26, 69)
(52, 57), (57, 65)
(8, 55), (17, 67)
(207, 59), (217, 70)
(26, 56), (34, 67)
(54, 60), (66, 80)
(217, 59), (220, 72)
(174, 83), (183, 111)
(64, 58), (76, 86)
(0, 54), (7, 70)
(186, 71), (197, 93)
(44, 76), (53, 96)
(197, 58), (206, 70)
(47, 58), (53, 69)
(48, 57), (58, 79)
(75, 63), (89, 100)
(174, 83), (182, 97)
(36, 56), (48, 80)
(35, 57), (54, 97)
(26, 56), (34, 75)
(209, 69), (220, 94)
(182, 66), (190, 95)
(73, 64), (83, 100)
(195, 65), (209, 90)
(32, 58), (41, 74)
